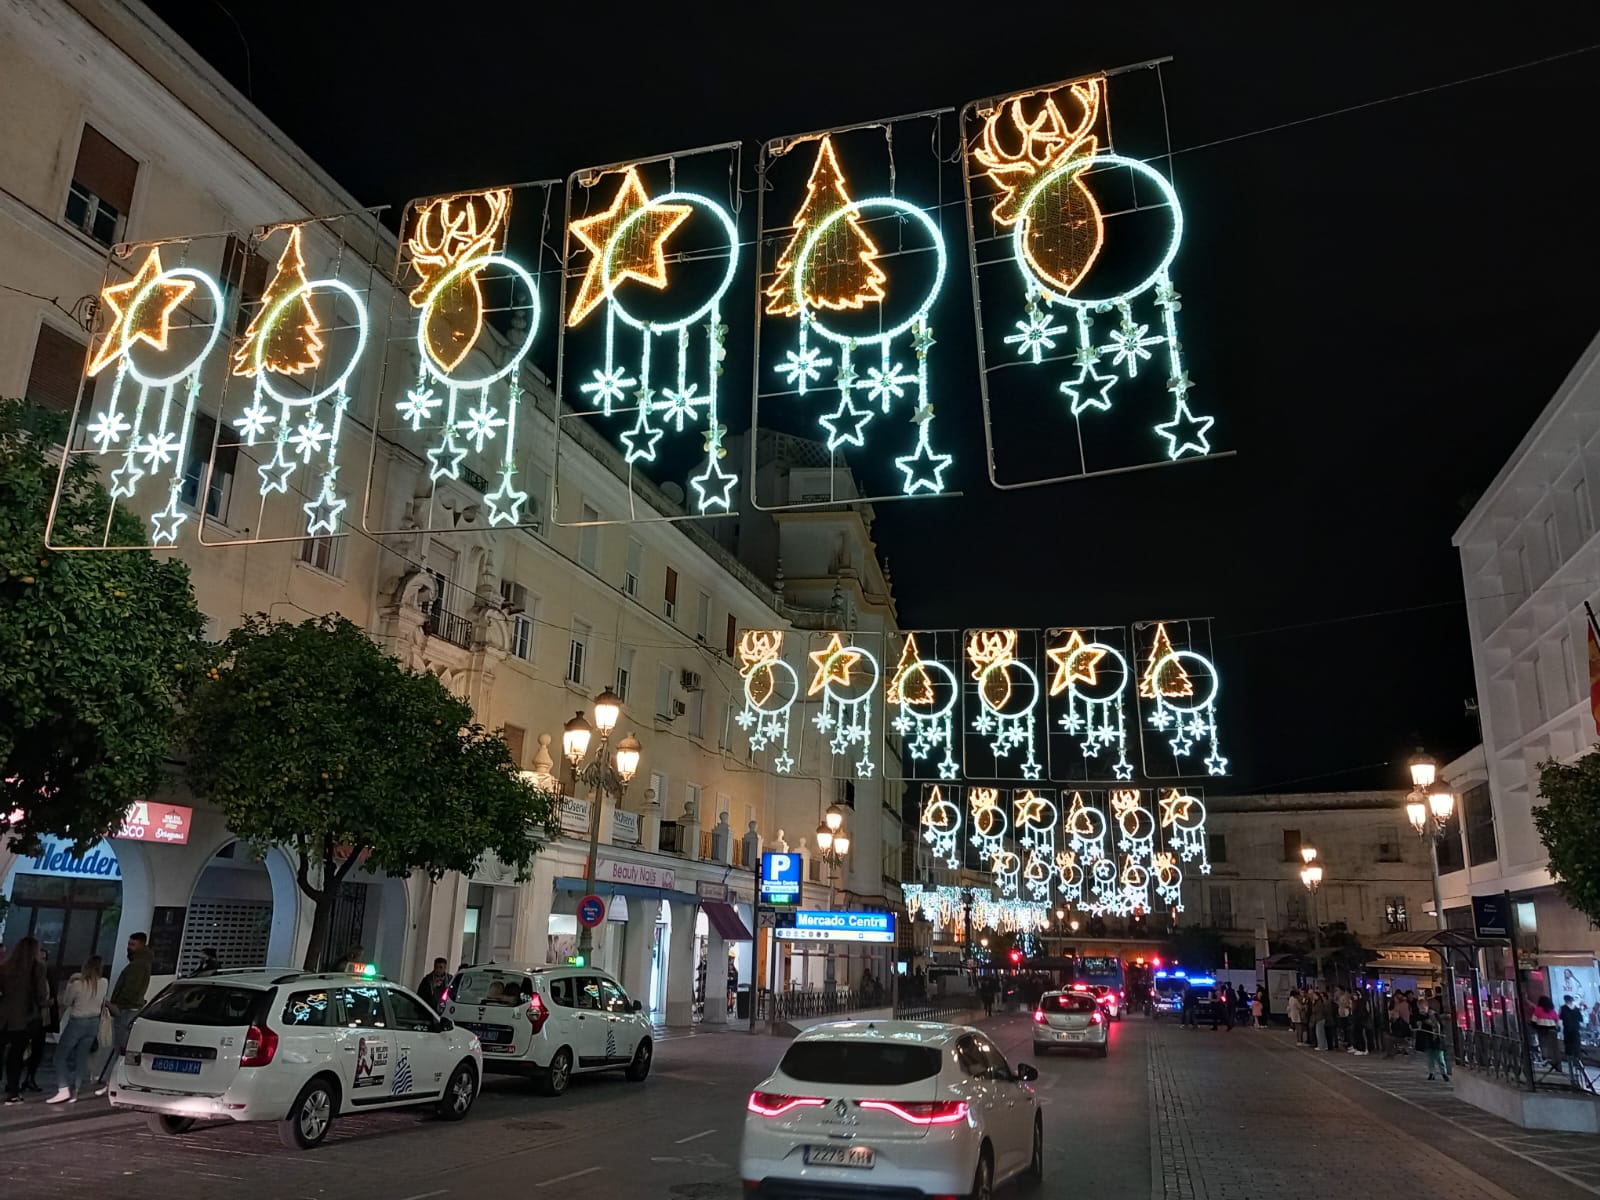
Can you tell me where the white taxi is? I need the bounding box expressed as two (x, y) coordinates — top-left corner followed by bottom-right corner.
(444, 963), (652, 1096)
(109, 969), (482, 1149)
(741, 1020), (1042, 1199)
(1033, 989), (1109, 1056)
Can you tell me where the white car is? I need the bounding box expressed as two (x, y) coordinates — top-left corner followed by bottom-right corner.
(741, 1020), (1042, 1199)
(444, 963), (652, 1096)
(110, 969), (482, 1149)
(1085, 983), (1123, 1020)
(1033, 990), (1109, 1056)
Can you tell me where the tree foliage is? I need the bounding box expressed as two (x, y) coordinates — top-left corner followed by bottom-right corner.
(0, 399), (209, 854)
(184, 614), (558, 968)
(1534, 751), (1600, 926)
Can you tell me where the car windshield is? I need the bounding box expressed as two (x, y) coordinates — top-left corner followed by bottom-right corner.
(778, 1040), (942, 1086)
(141, 983), (266, 1026)
(1041, 993), (1097, 1013)
(451, 970), (534, 1006)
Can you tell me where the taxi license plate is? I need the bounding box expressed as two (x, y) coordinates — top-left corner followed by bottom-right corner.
(151, 1057), (203, 1075)
(805, 1145), (875, 1169)
(1060, 1031), (1084, 1041)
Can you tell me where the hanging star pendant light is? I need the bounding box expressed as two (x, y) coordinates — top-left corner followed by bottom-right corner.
(1045, 629), (1107, 695)
(567, 167), (693, 327)
(88, 248), (197, 376)
(808, 632), (862, 695)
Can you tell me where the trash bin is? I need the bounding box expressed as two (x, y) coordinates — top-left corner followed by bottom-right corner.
(737, 984), (752, 1020)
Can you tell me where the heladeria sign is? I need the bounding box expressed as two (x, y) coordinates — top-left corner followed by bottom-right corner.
(775, 910), (896, 944)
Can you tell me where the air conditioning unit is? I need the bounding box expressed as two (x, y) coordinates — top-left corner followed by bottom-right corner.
(679, 669), (703, 692)
(672, 699), (687, 717)
(499, 581), (528, 614)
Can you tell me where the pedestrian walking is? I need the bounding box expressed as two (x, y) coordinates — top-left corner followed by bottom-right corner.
(1417, 1009), (1450, 1081)
(416, 957), (451, 1013)
(1287, 989), (1305, 1043)
(1532, 995), (1562, 1072)
(21, 943), (53, 1092)
(1349, 987), (1370, 1054)
(1220, 983), (1235, 1032)
(1337, 988), (1353, 1051)
(1561, 994), (1586, 1083)
(1311, 990), (1331, 1050)
(1251, 989), (1265, 1029)
(0, 936), (49, 1105)
(1387, 993), (1413, 1057)
(979, 974), (996, 1017)
(46, 956), (107, 1105)
(97, 932), (153, 1088)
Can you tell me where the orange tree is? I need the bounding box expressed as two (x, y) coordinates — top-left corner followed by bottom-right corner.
(1535, 752), (1600, 925)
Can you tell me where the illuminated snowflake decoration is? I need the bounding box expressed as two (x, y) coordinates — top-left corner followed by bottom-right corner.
(86, 409), (131, 452)
(1004, 306), (1069, 364)
(1104, 318), (1161, 376)
(397, 385), (443, 431)
(289, 418), (330, 462)
(457, 398), (507, 452)
(861, 361), (912, 410)
(778, 346), (832, 394)
(232, 401), (274, 444)
(580, 365), (638, 414)
(656, 383), (706, 432)
(138, 431), (179, 468)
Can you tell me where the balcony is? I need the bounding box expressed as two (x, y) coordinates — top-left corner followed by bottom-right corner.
(425, 604), (473, 649)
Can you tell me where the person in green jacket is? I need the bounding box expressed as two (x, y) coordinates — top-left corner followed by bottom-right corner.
(95, 933), (151, 1090)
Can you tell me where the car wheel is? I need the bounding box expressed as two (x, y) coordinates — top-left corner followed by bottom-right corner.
(1097, 1042), (1109, 1058)
(625, 1038), (653, 1082)
(967, 1147), (994, 1200)
(436, 1060), (477, 1120)
(535, 1046), (573, 1097)
(278, 1076), (337, 1150)
(145, 1114), (195, 1136)
(1026, 1115), (1044, 1182)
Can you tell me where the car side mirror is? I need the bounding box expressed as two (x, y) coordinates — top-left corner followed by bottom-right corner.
(631, 1000), (643, 1013)
(1015, 1063), (1038, 1083)
(435, 1017), (454, 1033)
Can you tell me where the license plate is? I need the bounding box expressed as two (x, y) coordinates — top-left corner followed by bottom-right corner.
(805, 1145), (874, 1169)
(151, 1057), (203, 1075)
(465, 1024), (512, 1044)
(1061, 1031), (1084, 1041)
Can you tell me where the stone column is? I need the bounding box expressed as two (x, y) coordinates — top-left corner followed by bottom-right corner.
(664, 900), (698, 1027)
(512, 856), (558, 965)
(620, 899), (658, 1007)
(702, 921), (729, 1025)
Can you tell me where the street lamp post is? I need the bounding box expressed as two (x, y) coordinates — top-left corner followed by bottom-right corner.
(564, 690), (641, 964)
(815, 805), (851, 989)
(1404, 751), (1455, 933)
(1300, 845), (1324, 982)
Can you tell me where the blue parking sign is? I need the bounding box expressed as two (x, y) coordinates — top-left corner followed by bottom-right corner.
(761, 852), (801, 905)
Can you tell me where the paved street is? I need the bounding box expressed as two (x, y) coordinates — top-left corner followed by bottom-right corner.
(3, 1017), (1599, 1199)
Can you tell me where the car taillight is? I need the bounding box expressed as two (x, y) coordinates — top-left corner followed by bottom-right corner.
(240, 1024), (278, 1067)
(747, 1091), (826, 1117)
(440, 988), (450, 1005)
(1033, 1009), (1046, 1023)
(859, 1100), (969, 1126)
(528, 993), (550, 1034)
(1091, 1011), (1104, 1025)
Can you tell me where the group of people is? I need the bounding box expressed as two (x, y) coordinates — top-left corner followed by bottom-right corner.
(1285, 985), (1451, 1080)
(1528, 993), (1588, 1079)
(0, 932), (156, 1106)
(1178, 982), (1264, 1029)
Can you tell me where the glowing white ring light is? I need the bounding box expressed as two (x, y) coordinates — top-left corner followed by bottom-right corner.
(1070, 644), (1130, 704)
(1148, 650), (1220, 714)
(743, 658), (799, 715)
(794, 197), (946, 346)
(1015, 153), (1182, 309)
(902, 658), (960, 721)
(971, 803), (1010, 843)
(600, 192), (739, 333)
(824, 648), (880, 708)
(253, 278), (370, 406)
(976, 659), (1041, 717)
(416, 253), (540, 387)
(121, 267), (226, 389)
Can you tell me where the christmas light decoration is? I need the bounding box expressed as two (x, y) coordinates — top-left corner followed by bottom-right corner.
(735, 630), (799, 774)
(888, 632), (960, 780)
(968, 786), (1009, 865)
(1065, 790), (1108, 862)
(919, 785), (963, 870)
(768, 154), (953, 496)
(566, 167), (739, 514)
(1137, 621), (1227, 776)
(1119, 854), (1151, 914)
(1014, 789), (1058, 901)
(388, 190), (543, 527)
(808, 632), (879, 776)
(1151, 850), (1182, 908)
(1045, 626), (1132, 780)
(966, 76), (1217, 475)
(230, 227), (371, 538)
(83, 246), (226, 545)
(1159, 787), (1210, 874)
(965, 629), (1043, 779)
(900, 885), (1050, 937)
(992, 848), (1022, 900)
(1112, 788), (1155, 859)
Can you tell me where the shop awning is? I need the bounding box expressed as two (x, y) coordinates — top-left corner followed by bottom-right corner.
(703, 900), (753, 942)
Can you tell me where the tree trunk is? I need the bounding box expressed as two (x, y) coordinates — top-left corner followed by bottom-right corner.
(303, 889), (334, 970)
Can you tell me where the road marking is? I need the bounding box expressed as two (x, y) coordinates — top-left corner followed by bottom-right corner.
(536, 1167), (604, 1188)
(397, 1192), (449, 1200)
(675, 1128), (717, 1144)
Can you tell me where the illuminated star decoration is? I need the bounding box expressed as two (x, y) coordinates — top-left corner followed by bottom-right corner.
(398, 188), (540, 526)
(80, 246), (224, 546)
(965, 629), (1043, 779)
(1138, 622), (1226, 777)
(808, 632), (879, 775)
(736, 630), (799, 772)
(1046, 629), (1132, 779)
(1158, 786), (1210, 879)
(567, 166), (740, 513)
(770, 138), (952, 498)
(973, 80), (1217, 473)
(888, 633), (959, 780)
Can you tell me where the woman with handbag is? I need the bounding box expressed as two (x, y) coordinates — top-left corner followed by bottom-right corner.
(0, 936), (49, 1105)
(46, 956), (106, 1105)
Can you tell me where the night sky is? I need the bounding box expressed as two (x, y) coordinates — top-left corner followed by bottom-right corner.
(145, 1), (1600, 793)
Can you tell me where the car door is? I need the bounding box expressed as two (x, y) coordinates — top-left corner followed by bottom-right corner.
(596, 978), (638, 1063)
(954, 1036), (1000, 1149)
(334, 984), (398, 1110)
(976, 1037), (1028, 1176)
(569, 974), (610, 1069)
(384, 986), (449, 1102)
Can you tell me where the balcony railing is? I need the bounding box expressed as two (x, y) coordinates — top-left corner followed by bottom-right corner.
(425, 605), (473, 649)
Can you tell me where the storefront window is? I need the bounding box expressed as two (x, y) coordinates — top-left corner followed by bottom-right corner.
(1, 838), (123, 995)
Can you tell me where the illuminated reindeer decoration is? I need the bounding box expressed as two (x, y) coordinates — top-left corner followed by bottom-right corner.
(965, 629), (1043, 778)
(970, 76), (1213, 463)
(734, 629), (800, 773)
(396, 186), (541, 526)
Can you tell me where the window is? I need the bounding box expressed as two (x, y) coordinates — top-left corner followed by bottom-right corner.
(338, 986), (387, 1028)
(578, 503), (600, 570)
(696, 591), (711, 641)
(511, 613), (533, 660)
(567, 621), (590, 684)
(688, 691), (705, 739)
(504, 588), (537, 662)
(299, 534), (339, 575)
(616, 646), (635, 703)
(575, 976), (602, 1011)
(140, 984), (265, 1026)
(625, 538), (643, 598)
(547, 976), (577, 1008)
(685, 782), (703, 819)
(975, 1039), (1012, 1081)
(1463, 782), (1498, 867)
(1282, 829), (1302, 862)
(1284, 892), (1308, 931)
(503, 723), (526, 768)
(25, 324), (87, 416)
(385, 988), (437, 1032)
(179, 412), (237, 522)
(781, 1040), (942, 1085)
(1575, 477), (1594, 543)
(1545, 513), (1562, 571)
(664, 567), (678, 620)
(221, 235), (271, 338)
(281, 989), (334, 1028)
(597, 979), (631, 1014)
(656, 664), (674, 718)
(726, 613), (738, 658)
(1209, 885), (1233, 930)
(1040, 993), (1097, 1014)
(64, 125), (137, 247)
(1436, 808), (1466, 874)
(1206, 833), (1227, 864)
(1517, 542), (1532, 593)
(1375, 825), (1402, 863)
(1385, 897), (1410, 933)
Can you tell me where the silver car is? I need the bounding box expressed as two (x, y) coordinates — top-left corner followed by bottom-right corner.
(1033, 989), (1109, 1057)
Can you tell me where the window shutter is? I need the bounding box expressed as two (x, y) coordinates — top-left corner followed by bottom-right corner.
(725, 614), (738, 658)
(664, 567), (678, 605)
(26, 325), (87, 414)
(503, 724), (526, 767)
(72, 126), (138, 211)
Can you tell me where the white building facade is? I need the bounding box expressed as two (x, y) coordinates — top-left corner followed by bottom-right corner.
(0, 0), (906, 1024)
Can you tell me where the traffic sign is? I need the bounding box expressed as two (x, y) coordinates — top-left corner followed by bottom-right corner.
(577, 894), (607, 928)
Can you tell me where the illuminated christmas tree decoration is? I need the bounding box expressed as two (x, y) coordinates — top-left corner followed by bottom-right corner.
(82, 247), (226, 545)
(764, 136), (886, 317)
(1137, 622), (1227, 776)
(1138, 623), (1193, 699)
(1118, 855), (1151, 914)
(228, 226), (371, 539)
(565, 167), (740, 514)
(735, 630), (800, 774)
(965, 629), (1043, 779)
(807, 633), (879, 776)
(1065, 791), (1108, 862)
(1046, 628), (1132, 780)
(920, 785), (963, 870)
(968, 786), (1010, 865)
(992, 849), (1022, 900)
(888, 633), (960, 780)
(1159, 788), (1211, 874)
